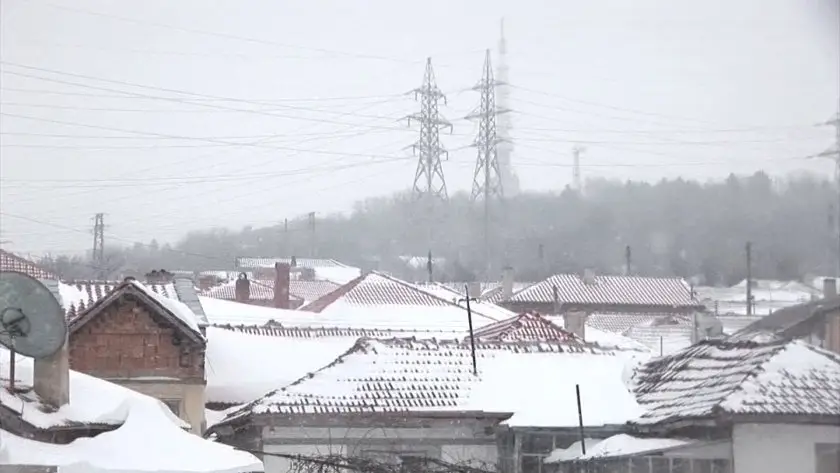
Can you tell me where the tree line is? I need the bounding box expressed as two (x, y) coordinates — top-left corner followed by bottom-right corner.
(40, 171), (838, 286)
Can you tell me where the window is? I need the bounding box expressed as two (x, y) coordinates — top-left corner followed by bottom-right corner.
(816, 443), (840, 473)
(162, 399), (181, 416)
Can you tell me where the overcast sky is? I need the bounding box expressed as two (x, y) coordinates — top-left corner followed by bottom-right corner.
(1, 0), (838, 256)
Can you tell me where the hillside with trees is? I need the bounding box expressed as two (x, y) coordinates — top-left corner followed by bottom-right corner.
(40, 171), (838, 285)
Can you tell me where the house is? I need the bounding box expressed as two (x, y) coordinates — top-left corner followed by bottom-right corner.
(298, 271), (505, 329)
(0, 249), (57, 280)
(550, 338), (840, 473)
(235, 256), (361, 285)
(0, 343), (261, 472)
(207, 315), (649, 473)
(500, 272), (703, 317)
(729, 278), (840, 354)
(59, 275), (209, 434)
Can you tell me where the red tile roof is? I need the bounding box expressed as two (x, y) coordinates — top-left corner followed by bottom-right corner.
(632, 339), (840, 427)
(509, 274), (701, 308)
(0, 249), (58, 280)
(201, 279), (338, 303)
(471, 312), (579, 342)
(300, 272), (455, 312)
(62, 280), (179, 319)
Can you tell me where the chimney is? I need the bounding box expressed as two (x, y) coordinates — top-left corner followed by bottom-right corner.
(501, 266), (514, 300)
(824, 278), (837, 299)
(565, 310), (588, 341)
(234, 273), (251, 303)
(145, 269), (174, 285)
(273, 262), (291, 309)
(582, 268), (596, 285)
(34, 278), (70, 408)
(467, 282), (482, 299)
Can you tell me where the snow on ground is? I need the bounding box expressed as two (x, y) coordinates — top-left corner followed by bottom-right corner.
(205, 326), (361, 404)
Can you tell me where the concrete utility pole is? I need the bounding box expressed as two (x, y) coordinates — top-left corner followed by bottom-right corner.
(745, 241), (753, 316)
(818, 108), (840, 276)
(467, 50), (509, 279)
(572, 145), (585, 194)
(92, 213), (105, 279)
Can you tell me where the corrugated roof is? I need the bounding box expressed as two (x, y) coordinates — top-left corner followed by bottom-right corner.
(0, 249), (58, 280)
(508, 274), (700, 308)
(632, 339), (840, 426)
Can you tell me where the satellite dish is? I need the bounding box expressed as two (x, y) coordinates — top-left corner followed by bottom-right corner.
(0, 271), (67, 358)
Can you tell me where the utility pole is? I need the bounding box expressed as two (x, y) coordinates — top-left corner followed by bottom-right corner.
(745, 241), (753, 316)
(307, 212), (316, 258)
(572, 146), (585, 194)
(818, 108), (840, 276)
(467, 49), (508, 279)
(92, 213), (105, 279)
(407, 58), (451, 250)
(496, 18), (519, 196)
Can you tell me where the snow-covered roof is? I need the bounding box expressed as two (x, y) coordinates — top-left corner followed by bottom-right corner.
(508, 274), (701, 308)
(414, 282), (517, 320)
(586, 312), (692, 334)
(729, 297), (840, 342)
(67, 280), (203, 340)
(59, 279), (205, 326)
(471, 312), (579, 342)
(298, 272), (501, 328)
(545, 434), (695, 463)
(225, 337), (648, 428)
(235, 257), (361, 284)
(202, 278), (339, 304)
(631, 339), (840, 427)
(200, 296), (486, 331)
(0, 249), (58, 280)
(481, 282), (535, 303)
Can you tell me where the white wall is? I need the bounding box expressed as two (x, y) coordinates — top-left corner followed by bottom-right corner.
(733, 423), (840, 473)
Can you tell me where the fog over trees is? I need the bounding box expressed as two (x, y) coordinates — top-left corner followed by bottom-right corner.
(41, 171), (838, 286)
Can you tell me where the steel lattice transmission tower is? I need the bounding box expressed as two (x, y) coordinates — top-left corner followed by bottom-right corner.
(407, 58), (452, 201)
(467, 49), (508, 202)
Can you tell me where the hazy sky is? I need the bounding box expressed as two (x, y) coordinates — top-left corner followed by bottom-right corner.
(1, 0), (838, 256)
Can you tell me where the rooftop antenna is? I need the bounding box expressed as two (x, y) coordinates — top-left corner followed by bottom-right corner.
(0, 271), (67, 393)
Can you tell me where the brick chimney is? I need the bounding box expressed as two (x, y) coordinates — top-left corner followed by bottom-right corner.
(235, 273), (251, 303)
(145, 269), (174, 285)
(273, 263), (290, 309)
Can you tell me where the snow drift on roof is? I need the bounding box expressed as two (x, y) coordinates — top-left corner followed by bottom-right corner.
(545, 434), (694, 463)
(229, 337), (648, 428)
(631, 339), (840, 426)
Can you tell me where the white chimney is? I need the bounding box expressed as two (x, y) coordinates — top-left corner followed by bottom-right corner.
(565, 310), (588, 340)
(467, 282), (482, 299)
(582, 269), (596, 285)
(824, 278), (837, 298)
(33, 334), (70, 408)
(501, 266), (514, 300)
